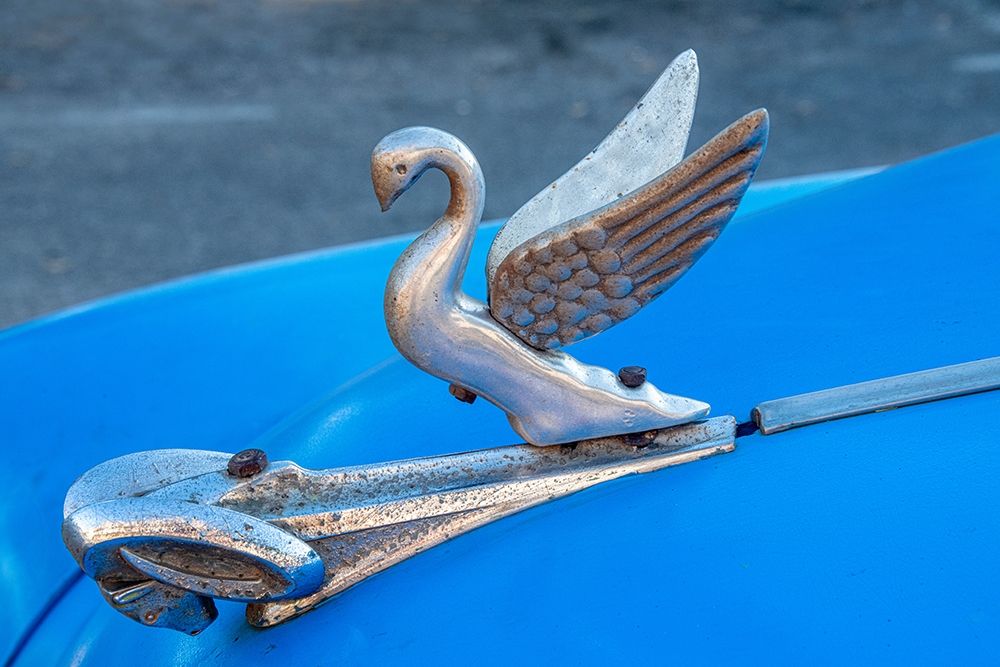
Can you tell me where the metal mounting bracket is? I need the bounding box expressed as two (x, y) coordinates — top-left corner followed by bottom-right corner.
(62, 416), (736, 633)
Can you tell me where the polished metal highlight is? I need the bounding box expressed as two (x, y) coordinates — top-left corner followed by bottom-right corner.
(485, 49), (700, 281)
(752, 356), (1000, 435)
(374, 51), (769, 445)
(63, 418), (737, 633)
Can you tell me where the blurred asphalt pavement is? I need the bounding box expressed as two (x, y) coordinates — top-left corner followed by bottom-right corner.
(2, 0), (999, 328)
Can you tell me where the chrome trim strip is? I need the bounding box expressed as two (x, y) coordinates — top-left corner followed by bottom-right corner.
(752, 356), (1000, 435)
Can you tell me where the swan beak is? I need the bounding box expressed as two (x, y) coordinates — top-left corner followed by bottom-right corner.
(376, 187), (399, 212)
(373, 180), (393, 212)
(372, 170), (401, 212)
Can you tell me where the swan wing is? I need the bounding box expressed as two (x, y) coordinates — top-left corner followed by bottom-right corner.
(485, 50), (700, 286)
(489, 109), (768, 350)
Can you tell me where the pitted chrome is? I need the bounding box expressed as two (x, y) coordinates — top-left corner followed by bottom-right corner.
(62, 418), (737, 633)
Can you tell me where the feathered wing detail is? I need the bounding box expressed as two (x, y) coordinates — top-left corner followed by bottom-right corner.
(485, 50), (700, 286)
(489, 109), (769, 350)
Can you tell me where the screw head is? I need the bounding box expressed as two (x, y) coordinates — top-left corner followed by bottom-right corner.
(228, 448), (268, 478)
(448, 383), (478, 404)
(618, 366), (647, 388)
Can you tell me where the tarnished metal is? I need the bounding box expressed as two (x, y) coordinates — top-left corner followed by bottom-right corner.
(62, 417), (737, 632)
(374, 52), (768, 445)
(753, 356), (1000, 434)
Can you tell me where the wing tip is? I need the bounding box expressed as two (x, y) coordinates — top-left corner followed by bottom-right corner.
(739, 108), (770, 146)
(673, 48), (698, 68)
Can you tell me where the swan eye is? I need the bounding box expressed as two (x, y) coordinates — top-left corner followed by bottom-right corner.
(395, 164), (408, 175)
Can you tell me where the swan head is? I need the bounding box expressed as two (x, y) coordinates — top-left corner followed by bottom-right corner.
(371, 126), (480, 212)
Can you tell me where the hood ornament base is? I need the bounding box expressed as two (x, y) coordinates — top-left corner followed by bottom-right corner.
(60, 351), (1000, 634)
(62, 417), (736, 633)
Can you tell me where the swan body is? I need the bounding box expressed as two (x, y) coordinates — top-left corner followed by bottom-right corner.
(372, 52), (768, 445)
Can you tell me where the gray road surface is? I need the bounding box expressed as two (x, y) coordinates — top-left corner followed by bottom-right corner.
(2, 0), (999, 328)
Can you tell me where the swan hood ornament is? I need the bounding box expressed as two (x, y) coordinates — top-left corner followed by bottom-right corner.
(59, 52), (1000, 637)
(374, 50), (769, 445)
(60, 51), (777, 635)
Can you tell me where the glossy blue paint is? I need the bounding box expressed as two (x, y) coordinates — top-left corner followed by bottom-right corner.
(3, 143), (998, 664)
(0, 170), (861, 662)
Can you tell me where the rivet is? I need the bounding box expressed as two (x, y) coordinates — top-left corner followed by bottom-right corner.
(449, 383), (478, 404)
(228, 448), (268, 478)
(618, 366), (647, 388)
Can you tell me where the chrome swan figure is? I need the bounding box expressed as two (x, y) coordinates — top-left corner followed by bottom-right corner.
(373, 51), (768, 445)
(59, 53), (776, 634)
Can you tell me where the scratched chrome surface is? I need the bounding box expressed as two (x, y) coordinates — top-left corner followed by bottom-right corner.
(62, 417), (737, 633)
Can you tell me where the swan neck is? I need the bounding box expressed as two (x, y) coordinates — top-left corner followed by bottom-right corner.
(420, 147), (484, 299)
(386, 141), (485, 324)
(432, 151), (484, 225)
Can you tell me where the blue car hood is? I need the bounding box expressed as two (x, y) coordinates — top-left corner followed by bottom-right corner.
(2, 135), (998, 664)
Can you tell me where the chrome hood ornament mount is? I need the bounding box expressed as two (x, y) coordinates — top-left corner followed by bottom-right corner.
(62, 352), (1000, 633)
(63, 419), (737, 634)
(63, 50), (792, 634)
